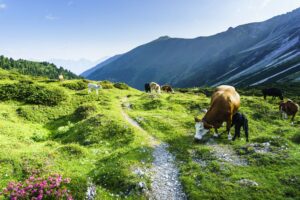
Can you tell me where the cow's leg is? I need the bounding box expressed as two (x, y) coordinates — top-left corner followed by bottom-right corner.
(213, 128), (219, 137)
(226, 118), (232, 140)
(291, 114), (296, 125)
(245, 129), (249, 142)
(88, 88), (91, 93)
(96, 89), (98, 95)
(232, 125), (237, 141)
(232, 125), (242, 141)
(237, 125), (241, 138)
(281, 112), (285, 119)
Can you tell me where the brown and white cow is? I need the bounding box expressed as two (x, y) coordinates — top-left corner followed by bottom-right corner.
(279, 99), (299, 124)
(150, 82), (161, 93)
(194, 85), (240, 140)
(161, 85), (174, 93)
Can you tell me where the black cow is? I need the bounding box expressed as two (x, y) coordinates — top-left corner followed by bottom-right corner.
(231, 112), (249, 142)
(144, 83), (151, 93)
(262, 88), (283, 100)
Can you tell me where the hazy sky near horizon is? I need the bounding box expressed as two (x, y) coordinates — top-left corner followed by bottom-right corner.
(0, 0), (299, 64)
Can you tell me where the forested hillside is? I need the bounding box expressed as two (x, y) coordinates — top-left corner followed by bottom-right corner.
(0, 55), (79, 80)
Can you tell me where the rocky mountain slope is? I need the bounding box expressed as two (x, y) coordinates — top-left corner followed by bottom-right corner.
(81, 54), (122, 77)
(84, 8), (300, 89)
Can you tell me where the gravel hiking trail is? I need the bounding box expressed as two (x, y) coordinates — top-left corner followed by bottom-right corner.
(121, 98), (187, 200)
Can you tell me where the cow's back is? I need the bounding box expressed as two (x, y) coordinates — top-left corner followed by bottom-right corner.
(210, 85), (240, 114)
(286, 101), (299, 114)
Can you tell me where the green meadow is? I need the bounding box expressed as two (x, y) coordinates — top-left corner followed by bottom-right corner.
(0, 69), (299, 199)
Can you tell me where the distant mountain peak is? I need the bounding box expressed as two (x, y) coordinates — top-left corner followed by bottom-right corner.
(155, 36), (171, 41)
(84, 8), (300, 89)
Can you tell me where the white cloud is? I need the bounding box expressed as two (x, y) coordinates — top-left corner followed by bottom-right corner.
(45, 14), (59, 20)
(0, 3), (6, 10)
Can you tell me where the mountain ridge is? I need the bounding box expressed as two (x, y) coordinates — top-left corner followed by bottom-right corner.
(83, 7), (300, 89)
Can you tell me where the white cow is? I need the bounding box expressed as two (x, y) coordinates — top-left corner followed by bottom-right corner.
(150, 82), (161, 93)
(58, 74), (64, 81)
(88, 83), (102, 95)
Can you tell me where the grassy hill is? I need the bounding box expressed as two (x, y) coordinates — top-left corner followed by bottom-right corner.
(0, 69), (299, 199)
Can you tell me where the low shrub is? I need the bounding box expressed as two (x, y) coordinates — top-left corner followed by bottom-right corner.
(31, 132), (48, 142)
(143, 99), (164, 110)
(93, 160), (138, 195)
(74, 104), (96, 120)
(247, 152), (290, 166)
(252, 136), (288, 147)
(16, 107), (29, 119)
(99, 80), (114, 89)
(62, 80), (87, 91)
(0, 174), (73, 200)
(0, 82), (67, 106)
(43, 79), (58, 83)
(57, 144), (86, 157)
(291, 133), (300, 144)
(194, 148), (215, 160)
(280, 175), (300, 198)
(57, 116), (134, 146)
(114, 82), (129, 90)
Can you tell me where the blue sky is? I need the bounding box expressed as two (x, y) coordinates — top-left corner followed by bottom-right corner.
(0, 0), (299, 72)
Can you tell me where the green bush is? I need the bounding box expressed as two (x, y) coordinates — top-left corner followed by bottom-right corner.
(291, 133), (300, 144)
(252, 136), (288, 147)
(99, 80), (114, 89)
(74, 104), (96, 120)
(62, 80), (87, 91)
(57, 144), (86, 157)
(247, 153), (286, 166)
(114, 82), (129, 90)
(31, 132), (48, 142)
(0, 82), (67, 105)
(57, 116), (134, 146)
(143, 99), (164, 110)
(194, 147), (215, 160)
(92, 159), (138, 195)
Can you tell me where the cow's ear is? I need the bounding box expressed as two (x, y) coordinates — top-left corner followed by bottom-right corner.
(194, 116), (201, 122)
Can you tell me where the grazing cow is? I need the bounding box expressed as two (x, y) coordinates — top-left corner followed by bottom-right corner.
(231, 112), (249, 142)
(144, 83), (151, 93)
(58, 74), (64, 81)
(88, 83), (102, 95)
(150, 82), (161, 93)
(279, 99), (299, 124)
(262, 88), (283, 100)
(161, 85), (174, 93)
(194, 85), (240, 140)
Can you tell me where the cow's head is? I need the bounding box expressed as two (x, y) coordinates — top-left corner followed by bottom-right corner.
(194, 117), (211, 140)
(280, 95), (284, 100)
